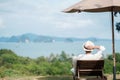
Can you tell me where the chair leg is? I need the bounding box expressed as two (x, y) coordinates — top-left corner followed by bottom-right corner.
(102, 76), (107, 80)
(73, 76), (80, 80)
(99, 76), (107, 80)
(73, 76), (75, 80)
(75, 77), (79, 80)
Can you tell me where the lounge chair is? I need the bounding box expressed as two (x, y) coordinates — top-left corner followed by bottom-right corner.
(73, 60), (107, 80)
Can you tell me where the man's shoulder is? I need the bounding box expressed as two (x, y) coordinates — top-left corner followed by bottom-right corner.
(78, 54), (84, 58)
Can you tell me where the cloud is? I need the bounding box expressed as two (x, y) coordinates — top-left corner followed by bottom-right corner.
(0, 18), (4, 28)
(0, 0), (117, 39)
(54, 19), (94, 30)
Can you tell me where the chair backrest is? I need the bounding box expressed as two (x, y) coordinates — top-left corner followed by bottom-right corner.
(76, 60), (104, 77)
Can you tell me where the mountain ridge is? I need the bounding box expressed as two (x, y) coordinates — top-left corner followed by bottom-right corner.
(0, 33), (111, 43)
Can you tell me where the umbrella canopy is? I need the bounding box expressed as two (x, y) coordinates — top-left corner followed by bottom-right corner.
(63, 0), (120, 80)
(63, 0), (120, 13)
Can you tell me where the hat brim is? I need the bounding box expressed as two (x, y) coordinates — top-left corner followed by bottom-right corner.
(83, 48), (93, 51)
(82, 44), (93, 51)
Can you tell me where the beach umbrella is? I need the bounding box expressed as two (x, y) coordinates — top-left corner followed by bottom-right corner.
(63, 0), (120, 80)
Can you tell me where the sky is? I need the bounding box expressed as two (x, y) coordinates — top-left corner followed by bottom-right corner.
(0, 0), (120, 39)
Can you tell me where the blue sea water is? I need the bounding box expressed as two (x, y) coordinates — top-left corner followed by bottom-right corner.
(0, 40), (120, 58)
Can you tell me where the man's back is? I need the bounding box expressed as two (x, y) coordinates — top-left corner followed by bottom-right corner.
(78, 53), (103, 60)
(71, 41), (105, 76)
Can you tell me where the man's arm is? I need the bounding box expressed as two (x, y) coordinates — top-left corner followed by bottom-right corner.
(93, 46), (105, 51)
(93, 46), (105, 59)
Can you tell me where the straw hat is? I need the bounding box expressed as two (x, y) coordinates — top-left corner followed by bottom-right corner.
(83, 41), (95, 51)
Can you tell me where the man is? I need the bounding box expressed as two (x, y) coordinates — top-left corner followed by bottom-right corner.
(71, 40), (105, 75)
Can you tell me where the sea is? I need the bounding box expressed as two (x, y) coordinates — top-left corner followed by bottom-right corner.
(0, 40), (120, 58)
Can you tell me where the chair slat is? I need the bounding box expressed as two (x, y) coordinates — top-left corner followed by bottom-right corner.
(75, 60), (105, 79)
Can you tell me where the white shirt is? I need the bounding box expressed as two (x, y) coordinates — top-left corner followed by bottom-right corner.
(77, 46), (105, 60)
(71, 46), (105, 74)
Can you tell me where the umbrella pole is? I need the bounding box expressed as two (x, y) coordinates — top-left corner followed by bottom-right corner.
(111, 9), (116, 80)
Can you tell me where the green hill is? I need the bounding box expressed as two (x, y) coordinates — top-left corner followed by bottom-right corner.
(0, 49), (120, 78)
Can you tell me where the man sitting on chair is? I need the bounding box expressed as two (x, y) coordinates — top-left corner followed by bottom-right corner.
(71, 40), (105, 75)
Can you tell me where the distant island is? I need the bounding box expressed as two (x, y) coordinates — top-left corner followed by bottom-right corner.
(0, 33), (111, 43)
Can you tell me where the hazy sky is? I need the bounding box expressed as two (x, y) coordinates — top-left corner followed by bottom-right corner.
(0, 0), (120, 39)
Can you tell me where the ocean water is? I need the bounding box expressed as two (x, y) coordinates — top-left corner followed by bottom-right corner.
(0, 40), (120, 58)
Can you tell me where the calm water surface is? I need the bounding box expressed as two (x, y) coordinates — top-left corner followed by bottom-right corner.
(0, 40), (120, 58)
